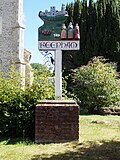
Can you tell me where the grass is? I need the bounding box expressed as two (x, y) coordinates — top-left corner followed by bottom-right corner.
(0, 115), (120, 160)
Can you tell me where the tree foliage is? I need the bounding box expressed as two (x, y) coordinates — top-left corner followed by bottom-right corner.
(63, 0), (120, 72)
(63, 0), (120, 98)
(72, 57), (120, 113)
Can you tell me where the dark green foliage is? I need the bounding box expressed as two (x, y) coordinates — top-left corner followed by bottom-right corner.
(96, 0), (120, 64)
(73, 0), (82, 24)
(118, 0), (120, 14)
(63, 0), (120, 71)
(0, 64), (54, 138)
(72, 57), (120, 113)
(66, 2), (74, 26)
(63, 0), (120, 100)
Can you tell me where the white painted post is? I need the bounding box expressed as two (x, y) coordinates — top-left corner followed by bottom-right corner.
(55, 49), (62, 100)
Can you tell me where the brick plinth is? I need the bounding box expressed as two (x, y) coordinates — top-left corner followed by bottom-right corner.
(35, 100), (79, 143)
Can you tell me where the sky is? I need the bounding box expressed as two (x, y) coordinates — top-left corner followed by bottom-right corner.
(23, 0), (74, 64)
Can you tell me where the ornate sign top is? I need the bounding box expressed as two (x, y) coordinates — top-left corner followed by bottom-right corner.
(38, 4), (80, 42)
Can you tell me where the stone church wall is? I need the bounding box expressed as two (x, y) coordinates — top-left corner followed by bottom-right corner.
(0, 0), (32, 86)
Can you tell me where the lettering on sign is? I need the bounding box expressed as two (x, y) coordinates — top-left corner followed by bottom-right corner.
(38, 41), (80, 50)
(0, 17), (2, 34)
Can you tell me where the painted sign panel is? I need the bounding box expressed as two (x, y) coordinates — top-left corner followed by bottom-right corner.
(38, 4), (80, 42)
(0, 17), (2, 34)
(38, 5), (68, 41)
(38, 40), (80, 50)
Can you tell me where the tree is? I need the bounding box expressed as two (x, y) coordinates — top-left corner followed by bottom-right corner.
(96, 0), (120, 55)
(63, 0), (120, 72)
(80, 0), (88, 58)
(66, 2), (74, 26)
(73, 0), (82, 24)
(118, 0), (120, 14)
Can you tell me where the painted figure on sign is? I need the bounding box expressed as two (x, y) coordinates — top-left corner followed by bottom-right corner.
(74, 23), (80, 39)
(68, 22), (74, 39)
(61, 24), (66, 39)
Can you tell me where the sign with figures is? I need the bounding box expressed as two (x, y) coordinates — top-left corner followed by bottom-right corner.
(38, 4), (80, 99)
(0, 17), (2, 34)
(38, 4), (80, 43)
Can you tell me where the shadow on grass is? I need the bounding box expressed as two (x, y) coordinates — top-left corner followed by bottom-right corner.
(31, 140), (120, 160)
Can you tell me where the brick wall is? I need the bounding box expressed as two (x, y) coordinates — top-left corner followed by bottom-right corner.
(35, 100), (79, 143)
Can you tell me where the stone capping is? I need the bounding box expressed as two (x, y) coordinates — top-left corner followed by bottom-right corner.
(37, 100), (78, 104)
(35, 100), (80, 143)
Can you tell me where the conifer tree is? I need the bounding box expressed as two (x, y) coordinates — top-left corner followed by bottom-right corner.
(99, 0), (119, 67)
(73, 0), (82, 24)
(66, 2), (74, 26)
(63, 0), (120, 71)
(80, 0), (88, 63)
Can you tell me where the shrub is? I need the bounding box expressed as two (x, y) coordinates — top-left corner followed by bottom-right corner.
(72, 57), (120, 113)
(0, 64), (54, 138)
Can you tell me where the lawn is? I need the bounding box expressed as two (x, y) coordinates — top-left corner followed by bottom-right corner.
(0, 115), (120, 160)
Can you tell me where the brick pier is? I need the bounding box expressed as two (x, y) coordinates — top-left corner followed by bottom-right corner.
(35, 100), (79, 143)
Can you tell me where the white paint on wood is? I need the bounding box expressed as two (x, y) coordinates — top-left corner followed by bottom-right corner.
(55, 49), (62, 100)
(38, 40), (80, 99)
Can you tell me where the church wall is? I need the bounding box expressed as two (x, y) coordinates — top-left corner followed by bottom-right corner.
(0, 0), (26, 85)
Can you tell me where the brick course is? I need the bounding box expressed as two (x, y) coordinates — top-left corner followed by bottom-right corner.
(35, 100), (79, 143)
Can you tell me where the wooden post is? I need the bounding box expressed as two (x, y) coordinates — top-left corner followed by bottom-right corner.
(55, 49), (62, 100)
